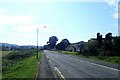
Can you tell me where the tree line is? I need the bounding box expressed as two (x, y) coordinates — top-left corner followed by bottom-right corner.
(44, 36), (70, 50)
(86, 32), (120, 56)
(44, 32), (120, 56)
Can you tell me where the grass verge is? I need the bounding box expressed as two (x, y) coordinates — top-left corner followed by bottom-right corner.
(2, 51), (42, 79)
(62, 51), (120, 64)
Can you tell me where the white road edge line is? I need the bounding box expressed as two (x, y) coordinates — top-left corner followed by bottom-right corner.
(46, 55), (66, 80)
(46, 55), (49, 59)
(49, 60), (52, 63)
(49, 59), (54, 66)
(68, 56), (120, 72)
(81, 60), (120, 72)
(54, 67), (66, 79)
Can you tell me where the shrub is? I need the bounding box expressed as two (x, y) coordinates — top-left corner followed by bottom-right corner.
(5, 50), (36, 60)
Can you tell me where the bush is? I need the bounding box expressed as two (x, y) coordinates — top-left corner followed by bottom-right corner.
(5, 50), (36, 60)
(86, 40), (99, 56)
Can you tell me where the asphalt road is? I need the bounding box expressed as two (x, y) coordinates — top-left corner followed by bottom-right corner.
(44, 50), (119, 80)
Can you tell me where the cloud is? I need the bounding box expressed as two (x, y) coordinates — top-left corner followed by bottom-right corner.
(104, 6), (107, 10)
(0, 8), (50, 32)
(14, 24), (52, 32)
(0, 15), (37, 25)
(105, 0), (119, 19)
(0, 7), (63, 46)
(0, 8), (7, 16)
(106, 0), (118, 9)
(112, 12), (118, 19)
(0, 7), (37, 27)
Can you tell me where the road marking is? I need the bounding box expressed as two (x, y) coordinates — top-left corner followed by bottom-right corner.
(49, 59), (52, 63)
(46, 51), (119, 78)
(54, 67), (66, 79)
(66, 55), (120, 72)
(61, 74), (65, 79)
(54, 67), (61, 74)
(47, 55), (66, 80)
(48, 59), (55, 66)
(87, 61), (119, 71)
(47, 59), (57, 79)
(46, 55), (49, 59)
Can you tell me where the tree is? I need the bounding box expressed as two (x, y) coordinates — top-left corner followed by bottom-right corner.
(2, 45), (7, 51)
(103, 32), (112, 55)
(102, 40), (112, 56)
(112, 36), (120, 56)
(105, 32), (112, 41)
(56, 42), (65, 50)
(56, 39), (70, 50)
(97, 33), (102, 48)
(47, 36), (58, 49)
(86, 39), (99, 56)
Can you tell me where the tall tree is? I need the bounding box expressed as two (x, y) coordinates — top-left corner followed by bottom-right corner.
(47, 36), (58, 49)
(105, 32), (112, 41)
(103, 32), (112, 55)
(110, 36), (120, 56)
(56, 39), (70, 50)
(86, 39), (99, 55)
(97, 33), (102, 48)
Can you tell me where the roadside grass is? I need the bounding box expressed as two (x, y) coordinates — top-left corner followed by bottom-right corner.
(2, 50), (42, 79)
(62, 51), (120, 64)
(62, 51), (78, 55)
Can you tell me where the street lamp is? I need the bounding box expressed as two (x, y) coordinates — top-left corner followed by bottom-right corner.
(36, 26), (47, 59)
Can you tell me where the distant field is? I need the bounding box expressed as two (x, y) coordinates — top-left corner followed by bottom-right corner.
(2, 50), (42, 79)
(62, 51), (120, 64)
(2, 51), (14, 57)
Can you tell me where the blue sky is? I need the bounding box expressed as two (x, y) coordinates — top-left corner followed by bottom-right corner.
(0, 0), (119, 46)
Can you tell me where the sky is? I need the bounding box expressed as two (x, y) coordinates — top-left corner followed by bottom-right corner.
(0, 0), (119, 46)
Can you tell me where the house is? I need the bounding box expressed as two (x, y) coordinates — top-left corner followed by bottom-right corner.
(66, 41), (86, 52)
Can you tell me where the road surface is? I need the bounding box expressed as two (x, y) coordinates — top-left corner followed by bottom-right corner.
(43, 50), (119, 80)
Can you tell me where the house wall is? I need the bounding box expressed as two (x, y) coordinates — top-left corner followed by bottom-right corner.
(66, 41), (86, 52)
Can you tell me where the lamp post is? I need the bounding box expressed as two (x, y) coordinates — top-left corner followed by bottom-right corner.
(36, 26), (47, 59)
(36, 29), (38, 59)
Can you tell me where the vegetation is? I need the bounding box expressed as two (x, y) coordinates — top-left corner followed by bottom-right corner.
(1, 46), (10, 51)
(53, 32), (120, 64)
(55, 32), (120, 56)
(62, 51), (120, 64)
(62, 51), (78, 55)
(61, 32), (120, 64)
(97, 33), (102, 48)
(56, 39), (70, 50)
(80, 32), (120, 56)
(86, 40), (99, 56)
(4, 50), (35, 60)
(47, 36), (58, 49)
(42, 33), (120, 64)
(2, 50), (42, 79)
(2, 51), (14, 57)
